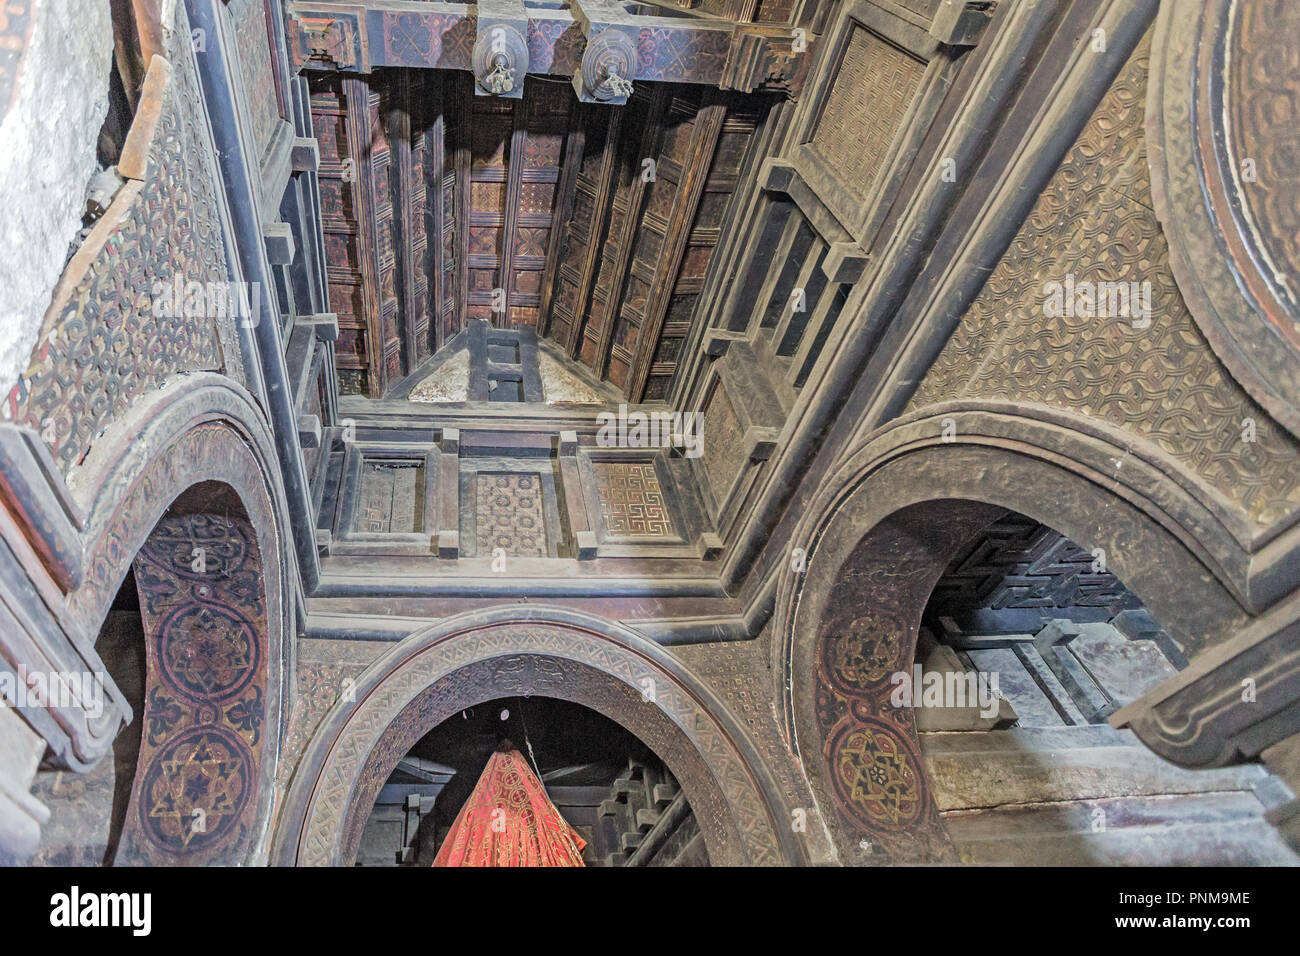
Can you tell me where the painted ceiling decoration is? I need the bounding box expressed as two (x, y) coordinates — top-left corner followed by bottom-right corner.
(311, 61), (771, 400)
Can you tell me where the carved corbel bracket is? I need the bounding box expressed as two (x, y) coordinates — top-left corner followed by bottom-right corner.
(570, 0), (639, 104)
(576, 28), (638, 104)
(287, 10), (363, 72)
(721, 26), (813, 98)
(928, 0), (994, 47)
(473, 23), (529, 97)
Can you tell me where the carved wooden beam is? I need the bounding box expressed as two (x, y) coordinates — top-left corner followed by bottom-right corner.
(569, 0), (640, 104)
(473, 0), (530, 98)
(286, 2), (809, 98)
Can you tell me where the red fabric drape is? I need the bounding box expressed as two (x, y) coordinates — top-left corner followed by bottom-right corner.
(432, 745), (587, 867)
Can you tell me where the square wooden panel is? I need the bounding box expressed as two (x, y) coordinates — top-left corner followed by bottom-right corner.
(785, 0), (957, 247)
(354, 459), (425, 534)
(701, 382), (746, 507)
(473, 471), (548, 557)
(331, 444), (441, 554)
(810, 26), (925, 202)
(592, 460), (676, 538)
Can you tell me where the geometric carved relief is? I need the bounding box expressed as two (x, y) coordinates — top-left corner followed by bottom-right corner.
(593, 460), (675, 538)
(230, 0), (281, 160)
(356, 460), (424, 534)
(930, 513), (1142, 620)
(6, 21), (231, 474)
(474, 472), (547, 557)
(700, 379), (746, 507)
(911, 31), (1300, 531)
(810, 25), (923, 202)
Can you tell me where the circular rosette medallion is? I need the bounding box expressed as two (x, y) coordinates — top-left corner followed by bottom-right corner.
(139, 512), (252, 580)
(828, 718), (926, 832)
(158, 601), (261, 702)
(822, 611), (908, 695)
(138, 725), (253, 854)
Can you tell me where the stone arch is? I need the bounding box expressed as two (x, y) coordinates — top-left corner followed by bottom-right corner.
(773, 405), (1255, 863)
(275, 606), (798, 866)
(59, 373), (294, 864)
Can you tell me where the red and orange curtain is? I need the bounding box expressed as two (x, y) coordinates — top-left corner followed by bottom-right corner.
(432, 744), (587, 867)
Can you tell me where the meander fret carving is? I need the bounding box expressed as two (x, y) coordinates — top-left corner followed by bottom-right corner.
(6, 28), (231, 474)
(115, 488), (270, 865)
(593, 460), (675, 537)
(701, 381), (745, 504)
(931, 514), (1141, 617)
(910, 32), (1300, 531)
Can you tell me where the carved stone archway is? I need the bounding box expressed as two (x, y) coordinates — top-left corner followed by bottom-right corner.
(63, 373), (294, 865)
(275, 606), (798, 866)
(773, 405), (1261, 863)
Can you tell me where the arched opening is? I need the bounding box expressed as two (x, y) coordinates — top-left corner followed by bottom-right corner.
(914, 511), (1296, 865)
(31, 480), (278, 866)
(277, 609), (793, 867)
(356, 696), (708, 867)
(797, 493), (1297, 866)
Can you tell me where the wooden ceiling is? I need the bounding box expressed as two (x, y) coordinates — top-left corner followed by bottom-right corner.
(310, 69), (769, 400)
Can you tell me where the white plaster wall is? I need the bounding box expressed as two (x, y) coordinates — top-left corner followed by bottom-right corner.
(0, 0), (114, 394)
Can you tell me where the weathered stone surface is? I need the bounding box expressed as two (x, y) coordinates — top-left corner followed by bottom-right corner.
(0, 0), (113, 393)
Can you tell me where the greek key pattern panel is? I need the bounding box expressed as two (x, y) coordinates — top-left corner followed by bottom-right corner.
(115, 488), (270, 865)
(593, 461), (675, 538)
(910, 33), (1300, 530)
(5, 19), (230, 474)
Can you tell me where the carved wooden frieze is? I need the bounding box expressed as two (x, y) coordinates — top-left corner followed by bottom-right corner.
(287, 0), (806, 97)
